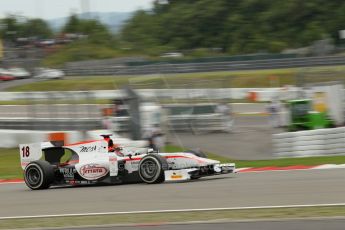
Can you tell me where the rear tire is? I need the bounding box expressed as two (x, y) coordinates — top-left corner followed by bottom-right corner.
(24, 160), (55, 190)
(138, 155), (168, 184)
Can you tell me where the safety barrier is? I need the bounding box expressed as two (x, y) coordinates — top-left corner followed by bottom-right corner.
(273, 127), (345, 157)
(64, 55), (345, 76)
(0, 118), (101, 131)
(165, 104), (233, 133)
(0, 88), (299, 102)
(110, 113), (233, 134)
(108, 104), (234, 133)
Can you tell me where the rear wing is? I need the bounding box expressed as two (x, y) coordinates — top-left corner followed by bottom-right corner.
(19, 143), (43, 170)
(19, 141), (60, 169)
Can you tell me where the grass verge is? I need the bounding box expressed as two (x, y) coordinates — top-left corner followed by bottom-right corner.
(1, 206), (345, 229)
(1, 146), (345, 179)
(0, 149), (22, 179)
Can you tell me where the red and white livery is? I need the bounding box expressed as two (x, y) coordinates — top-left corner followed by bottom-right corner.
(19, 139), (235, 190)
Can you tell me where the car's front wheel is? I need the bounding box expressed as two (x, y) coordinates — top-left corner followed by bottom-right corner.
(24, 160), (55, 190)
(138, 155), (168, 184)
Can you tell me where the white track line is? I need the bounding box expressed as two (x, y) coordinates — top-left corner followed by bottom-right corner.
(1, 203), (345, 220)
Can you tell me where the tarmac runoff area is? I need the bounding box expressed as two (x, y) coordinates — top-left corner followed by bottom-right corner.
(1, 168), (345, 218)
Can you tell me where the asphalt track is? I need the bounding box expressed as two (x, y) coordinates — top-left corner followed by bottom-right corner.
(63, 219), (345, 230)
(1, 169), (345, 218)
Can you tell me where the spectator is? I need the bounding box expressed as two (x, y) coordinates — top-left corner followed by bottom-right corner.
(267, 100), (281, 128)
(216, 102), (234, 132)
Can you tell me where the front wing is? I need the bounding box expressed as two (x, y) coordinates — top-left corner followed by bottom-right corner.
(165, 163), (235, 181)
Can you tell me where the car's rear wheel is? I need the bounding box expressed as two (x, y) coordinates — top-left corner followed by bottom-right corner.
(138, 155), (168, 184)
(24, 160), (55, 190)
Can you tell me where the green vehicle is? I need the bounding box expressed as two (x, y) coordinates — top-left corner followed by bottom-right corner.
(288, 99), (334, 131)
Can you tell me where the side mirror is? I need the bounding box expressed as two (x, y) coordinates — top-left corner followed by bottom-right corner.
(147, 148), (155, 154)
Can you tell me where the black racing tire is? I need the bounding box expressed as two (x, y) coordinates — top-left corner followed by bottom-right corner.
(24, 160), (55, 190)
(138, 155), (168, 184)
(186, 149), (207, 158)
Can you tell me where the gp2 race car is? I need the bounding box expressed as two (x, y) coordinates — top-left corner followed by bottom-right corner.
(19, 139), (235, 190)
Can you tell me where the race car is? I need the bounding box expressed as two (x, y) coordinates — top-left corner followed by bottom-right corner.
(19, 139), (235, 190)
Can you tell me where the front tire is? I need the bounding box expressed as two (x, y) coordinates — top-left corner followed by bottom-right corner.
(24, 160), (55, 190)
(138, 155), (168, 184)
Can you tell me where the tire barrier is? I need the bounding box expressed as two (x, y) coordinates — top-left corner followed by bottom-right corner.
(273, 127), (345, 157)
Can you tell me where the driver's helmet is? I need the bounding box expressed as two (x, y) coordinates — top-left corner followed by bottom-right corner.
(101, 134), (114, 151)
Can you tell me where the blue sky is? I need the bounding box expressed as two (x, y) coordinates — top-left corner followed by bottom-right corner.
(0, 0), (154, 19)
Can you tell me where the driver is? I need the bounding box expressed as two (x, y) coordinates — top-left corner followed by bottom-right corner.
(101, 134), (115, 152)
(101, 134), (124, 156)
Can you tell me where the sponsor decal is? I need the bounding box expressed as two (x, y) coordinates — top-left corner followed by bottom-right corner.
(79, 145), (97, 153)
(59, 168), (76, 178)
(80, 164), (108, 180)
(80, 180), (98, 185)
(65, 180), (98, 185)
(171, 172), (183, 179)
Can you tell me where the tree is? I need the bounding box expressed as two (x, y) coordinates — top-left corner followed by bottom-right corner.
(0, 16), (53, 40)
(0, 15), (20, 41)
(121, 0), (345, 55)
(62, 14), (112, 44)
(62, 14), (80, 34)
(20, 19), (53, 38)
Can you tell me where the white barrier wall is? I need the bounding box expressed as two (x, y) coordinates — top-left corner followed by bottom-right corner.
(0, 130), (83, 148)
(273, 127), (345, 157)
(0, 88), (300, 102)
